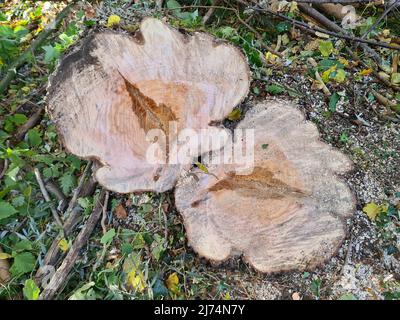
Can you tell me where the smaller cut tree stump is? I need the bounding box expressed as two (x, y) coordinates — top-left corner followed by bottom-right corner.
(175, 101), (355, 273)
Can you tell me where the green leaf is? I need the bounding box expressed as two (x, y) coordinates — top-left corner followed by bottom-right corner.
(334, 69), (346, 83)
(266, 84), (285, 95)
(100, 228), (116, 245)
(23, 279), (40, 300)
(0, 201), (18, 220)
(329, 92), (340, 112)
(42, 45), (59, 64)
(319, 40), (333, 57)
(27, 128), (42, 147)
(14, 240), (33, 251)
(391, 73), (400, 85)
(59, 172), (76, 195)
(10, 252), (36, 276)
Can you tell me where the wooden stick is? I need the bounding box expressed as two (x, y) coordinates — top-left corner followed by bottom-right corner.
(65, 161), (92, 217)
(37, 176), (97, 276)
(39, 189), (106, 300)
(45, 180), (68, 212)
(13, 106), (44, 141)
(34, 168), (64, 230)
(0, 2), (74, 95)
(203, 0), (221, 24)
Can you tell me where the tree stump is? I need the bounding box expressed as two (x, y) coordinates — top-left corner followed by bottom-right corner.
(47, 18), (250, 193)
(175, 101), (355, 273)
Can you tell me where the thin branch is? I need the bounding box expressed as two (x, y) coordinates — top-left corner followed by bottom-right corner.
(100, 191), (110, 235)
(45, 180), (68, 212)
(203, 0), (221, 24)
(34, 168), (64, 230)
(65, 161), (93, 216)
(39, 189), (106, 300)
(248, 2), (400, 51)
(13, 106), (44, 141)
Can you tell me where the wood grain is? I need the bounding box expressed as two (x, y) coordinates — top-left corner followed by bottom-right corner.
(46, 18), (250, 193)
(175, 100), (355, 273)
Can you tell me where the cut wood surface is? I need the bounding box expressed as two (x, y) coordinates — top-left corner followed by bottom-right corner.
(175, 100), (355, 273)
(47, 18), (250, 193)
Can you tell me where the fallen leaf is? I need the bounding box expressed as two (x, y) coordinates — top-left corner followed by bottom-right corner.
(58, 238), (69, 252)
(363, 202), (381, 221)
(114, 203), (128, 219)
(319, 40), (333, 57)
(359, 68), (373, 76)
(165, 272), (180, 295)
(107, 15), (121, 28)
(127, 269), (146, 292)
(227, 108), (241, 121)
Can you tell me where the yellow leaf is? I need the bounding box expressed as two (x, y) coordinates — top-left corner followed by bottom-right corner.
(127, 269), (146, 292)
(107, 15), (121, 28)
(166, 272), (180, 295)
(195, 161), (209, 174)
(359, 68), (373, 76)
(0, 252), (12, 260)
(322, 65), (337, 83)
(334, 69), (346, 83)
(265, 51), (278, 63)
(227, 109), (241, 121)
(58, 238), (69, 252)
(223, 292), (231, 300)
(363, 203), (380, 221)
(338, 57), (349, 67)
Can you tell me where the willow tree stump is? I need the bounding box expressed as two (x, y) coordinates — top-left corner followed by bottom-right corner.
(175, 101), (355, 273)
(47, 18), (250, 193)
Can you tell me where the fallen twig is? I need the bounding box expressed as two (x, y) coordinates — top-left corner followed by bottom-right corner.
(0, 2), (75, 95)
(13, 106), (44, 142)
(0, 141), (10, 181)
(39, 189), (106, 300)
(203, 0), (221, 24)
(34, 168), (64, 231)
(65, 161), (93, 217)
(45, 180), (68, 212)
(37, 176), (97, 274)
(248, 1), (400, 51)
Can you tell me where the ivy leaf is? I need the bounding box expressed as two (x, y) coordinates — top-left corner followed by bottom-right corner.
(391, 73), (400, 85)
(334, 69), (346, 83)
(59, 172), (76, 195)
(319, 40), (333, 57)
(42, 45), (59, 64)
(329, 92), (340, 112)
(0, 201), (18, 220)
(10, 252), (36, 276)
(100, 228), (116, 245)
(23, 279), (40, 300)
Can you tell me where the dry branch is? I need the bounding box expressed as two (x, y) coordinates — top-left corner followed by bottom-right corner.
(13, 106), (44, 141)
(34, 168), (64, 230)
(39, 189), (106, 300)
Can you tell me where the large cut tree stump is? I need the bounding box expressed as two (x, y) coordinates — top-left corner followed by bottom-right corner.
(175, 101), (355, 273)
(47, 18), (250, 193)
